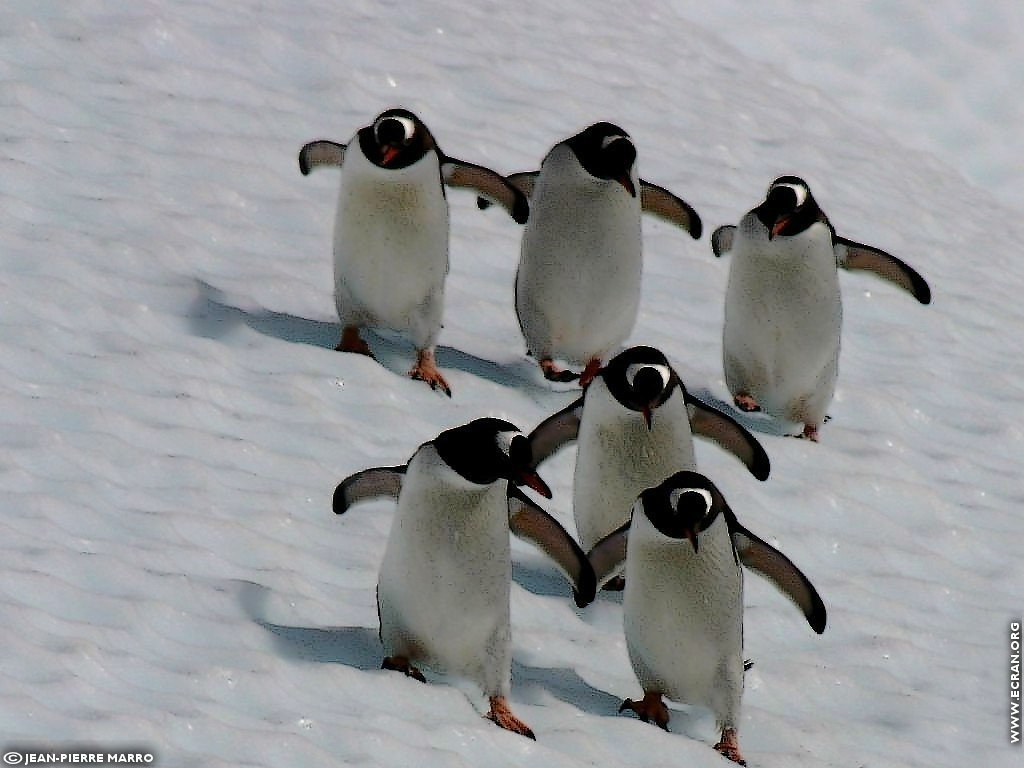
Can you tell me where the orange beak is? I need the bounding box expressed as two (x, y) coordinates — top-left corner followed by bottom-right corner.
(514, 468), (552, 499)
(381, 145), (401, 166)
(770, 216), (791, 239)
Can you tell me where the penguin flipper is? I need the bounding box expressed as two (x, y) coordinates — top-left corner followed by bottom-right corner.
(527, 397), (584, 468)
(639, 180), (703, 239)
(299, 140), (347, 176)
(729, 518), (827, 634)
(711, 225), (736, 257)
(835, 237), (931, 304)
(333, 465), (406, 514)
(686, 394), (771, 481)
(586, 522), (630, 590)
(443, 159), (530, 223)
(476, 171), (538, 216)
(507, 487), (597, 607)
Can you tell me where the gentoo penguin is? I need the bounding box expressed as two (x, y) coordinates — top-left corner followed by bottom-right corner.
(712, 175), (931, 440)
(480, 122), (702, 384)
(527, 346), (770, 555)
(300, 108), (529, 396)
(333, 417), (596, 739)
(587, 470), (827, 765)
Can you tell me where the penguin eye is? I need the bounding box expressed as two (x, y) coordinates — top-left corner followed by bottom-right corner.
(771, 181), (809, 208)
(374, 115), (416, 145)
(669, 488), (713, 515)
(601, 134), (628, 150)
(626, 363), (670, 390)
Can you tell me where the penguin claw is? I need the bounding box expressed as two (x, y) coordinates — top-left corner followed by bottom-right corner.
(336, 327), (374, 357)
(381, 656), (426, 683)
(618, 693), (669, 730)
(486, 696), (535, 740)
(539, 359), (580, 383)
(714, 728), (746, 765)
(733, 393), (761, 412)
(409, 350), (452, 397)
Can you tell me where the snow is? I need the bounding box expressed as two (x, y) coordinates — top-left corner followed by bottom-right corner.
(2, 1), (1021, 767)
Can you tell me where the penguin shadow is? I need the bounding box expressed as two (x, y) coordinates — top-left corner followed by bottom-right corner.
(689, 386), (792, 439)
(237, 580), (381, 670)
(189, 279), (550, 393)
(512, 659), (623, 718)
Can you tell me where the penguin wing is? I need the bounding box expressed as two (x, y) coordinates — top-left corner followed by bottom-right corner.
(527, 397), (584, 468)
(711, 225), (736, 256)
(639, 180), (703, 239)
(586, 522), (630, 590)
(507, 487), (597, 607)
(685, 393), (771, 481)
(332, 465), (407, 514)
(475, 171), (538, 214)
(299, 140), (347, 176)
(835, 237), (931, 304)
(442, 159), (530, 223)
(728, 516), (827, 634)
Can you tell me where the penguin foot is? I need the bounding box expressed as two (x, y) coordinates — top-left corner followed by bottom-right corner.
(578, 358), (602, 388)
(486, 696), (535, 740)
(714, 728), (746, 765)
(799, 424), (820, 442)
(618, 692), (669, 730)
(409, 349), (452, 397)
(733, 393), (761, 412)
(539, 359), (580, 383)
(381, 655), (426, 683)
(336, 326), (374, 357)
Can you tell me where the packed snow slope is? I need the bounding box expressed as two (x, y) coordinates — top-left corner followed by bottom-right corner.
(1, 2), (1021, 768)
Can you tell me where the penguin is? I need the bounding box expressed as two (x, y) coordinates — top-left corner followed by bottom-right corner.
(300, 108), (529, 396)
(527, 346), (770, 555)
(587, 470), (827, 765)
(480, 122), (702, 384)
(333, 417), (596, 739)
(712, 175), (931, 440)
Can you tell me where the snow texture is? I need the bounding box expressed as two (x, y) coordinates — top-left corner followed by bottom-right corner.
(1, 1), (1021, 767)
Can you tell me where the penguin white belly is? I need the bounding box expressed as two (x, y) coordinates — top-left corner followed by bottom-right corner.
(573, 382), (695, 550)
(723, 223), (842, 424)
(333, 154), (449, 348)
(516, 161), (642, 363)
(623, 514), (744, 725)
(377, 456), (511, 692)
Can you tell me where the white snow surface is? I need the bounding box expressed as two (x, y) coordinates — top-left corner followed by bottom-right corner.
(2, 2), (1021, 767)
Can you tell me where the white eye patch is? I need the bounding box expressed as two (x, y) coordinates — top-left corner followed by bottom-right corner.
(771, 181), (809, 207)
(626, 363), (670, 390)
(601, 134), (628, 149)
(494, 430), (522, 458)
(669, 487), (713, 514)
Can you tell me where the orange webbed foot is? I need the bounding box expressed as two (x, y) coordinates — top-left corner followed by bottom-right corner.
(486, 696), (535, 740)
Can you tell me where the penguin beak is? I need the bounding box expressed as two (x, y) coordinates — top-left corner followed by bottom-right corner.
(685, 527), (699, 554)
(642, 405), (653, 431)
(616, 174), (637, 198)
(770, 215), (791, 239)
(513, 468), (553, 499)
(381, 144), (401, 166)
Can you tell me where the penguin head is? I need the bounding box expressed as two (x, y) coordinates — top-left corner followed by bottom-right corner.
(753, 176), (824, 240)
(638, 471), (720, 553)
(565, 122), (637, 197)
(359, 108), (434, 170)
(431, 417), (551, 498)
(599, 346), (679, 430)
